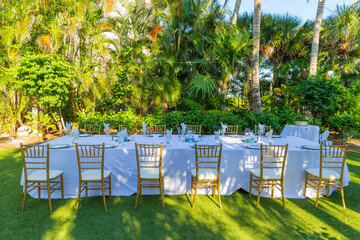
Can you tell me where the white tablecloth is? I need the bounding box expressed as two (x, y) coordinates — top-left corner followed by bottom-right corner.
(280, 125), (320, 143)
(20, 135), (350, 199)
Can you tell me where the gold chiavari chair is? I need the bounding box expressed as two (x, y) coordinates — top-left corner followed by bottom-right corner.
(149, 125), (166, 134)
(84, 124), (101, 134)
(135, 143), (165, 209)
(254, 125), (272, 135)
(75, 143), (111, 212)
(20, 144), (64, 212)
(225, 125), (238, 135)
(249, 144), (288, 209)
(191, 144), (223, 209)
(186, 125), (202, 135)
(118, 125), (137, 135)
(304, 145), (348, 208)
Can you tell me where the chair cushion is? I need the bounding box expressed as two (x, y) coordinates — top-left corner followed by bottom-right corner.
(27, 170), (63, 181)
(81, 170), (111, 181)
(250, 169), (281, 180)
(191, 168), (218, 180)
(140, 168), (162, 179)
(306, 168), (340, 180)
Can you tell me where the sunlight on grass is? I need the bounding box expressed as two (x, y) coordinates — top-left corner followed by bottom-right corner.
(42, 200), (77, 240)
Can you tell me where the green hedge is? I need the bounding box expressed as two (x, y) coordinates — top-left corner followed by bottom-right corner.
(75, 107), (323, 134)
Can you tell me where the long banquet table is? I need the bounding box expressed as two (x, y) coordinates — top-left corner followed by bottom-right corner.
(21, 134), (350, 199)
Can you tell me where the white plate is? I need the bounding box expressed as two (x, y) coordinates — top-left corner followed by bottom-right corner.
(105, 144), (116, 149)
(79, 134), (91, 137)
(228, 135), (242, 138)
(95, 144), (116, 149)
(246, 144), (261, 149)
(301, 145), (320, 150)
(49, 144), (70, 149)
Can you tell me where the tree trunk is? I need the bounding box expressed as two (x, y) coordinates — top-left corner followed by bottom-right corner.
(270, 62), (279, 95)
(252, 0), (262, 112)
(231, 0), (242, 25)
(309, 0), (325, 76)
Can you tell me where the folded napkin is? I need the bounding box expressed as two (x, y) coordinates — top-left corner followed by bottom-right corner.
(103, 123), (110, 134)
(142, 123), (147, 135)
(65, 122), (72, 134)
(320, 130), (329, 144)
(166, 128), (173, 136)
(221, 123), (227, 135)
(258, 124), (265, 134)
(265, 129), (273, 138)
(72, 127), (79, 139)
(181, 122), (187, 133)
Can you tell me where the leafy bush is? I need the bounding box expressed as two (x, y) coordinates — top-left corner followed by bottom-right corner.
(76, 107), (322, 134)
(328, 114), (360, 134)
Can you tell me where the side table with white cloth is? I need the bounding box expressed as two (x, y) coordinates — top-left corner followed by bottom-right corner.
(280, 125), (320, 143)
(20, 134), (350, 200)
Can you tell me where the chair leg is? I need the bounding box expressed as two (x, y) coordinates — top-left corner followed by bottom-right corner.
(47, 183), (52, 213)
(191, 177), (194, 199)
(192, 181), (198, 209)
(109, 176), (112, 200)
(102, 182), (107, 212)
(326, 182), (330, 197)
(256, 180), (262, 209)
(315, 179), (322, 208)
(304, 172), (308, 197)
(217, 181), (222, 210)
(21, 187), (27, 212)
(271, 181), (274, 199)
(38, 182), (41, 200)
(340, 183), (346, 209)
(76, 182), (81, 212)
(160, 177), (165, 209)
(135, 180), (140, 209)
(61, 175), (64, 200)
(281, 182), (286, 210)
(249, 174), (252, 198)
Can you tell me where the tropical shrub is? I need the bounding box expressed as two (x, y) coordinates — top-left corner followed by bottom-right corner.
(76, 108), (322, 134)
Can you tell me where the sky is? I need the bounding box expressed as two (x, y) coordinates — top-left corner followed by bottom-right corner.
(221, 0), (358, 22)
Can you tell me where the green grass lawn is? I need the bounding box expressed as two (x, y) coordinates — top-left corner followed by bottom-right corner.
(1, 149), (359, 240)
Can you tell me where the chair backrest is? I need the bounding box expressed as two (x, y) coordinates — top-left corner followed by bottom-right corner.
(149, 125), (166, 134)
(225, 125), (238, 135)
(260, 144), (288, 179)
(118, 125), (137, 135)
(255, 125), (272, 135)
(75, 144), (105, 180)
(186, 125), (202, 135)
(194, 144), (222, 180)
(135, 143), (163, 179)
(84, 124), (101, 134)
(320, 145), (348, 179)
(20, 144), (49, 182)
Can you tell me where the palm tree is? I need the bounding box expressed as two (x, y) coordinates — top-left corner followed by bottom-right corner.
(260, 14), (305, 94)
(309, 0), (326, 76)
(252, 0), (262, 111)
(324, 4), (360, 86)
(231, 0), (242, 25)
